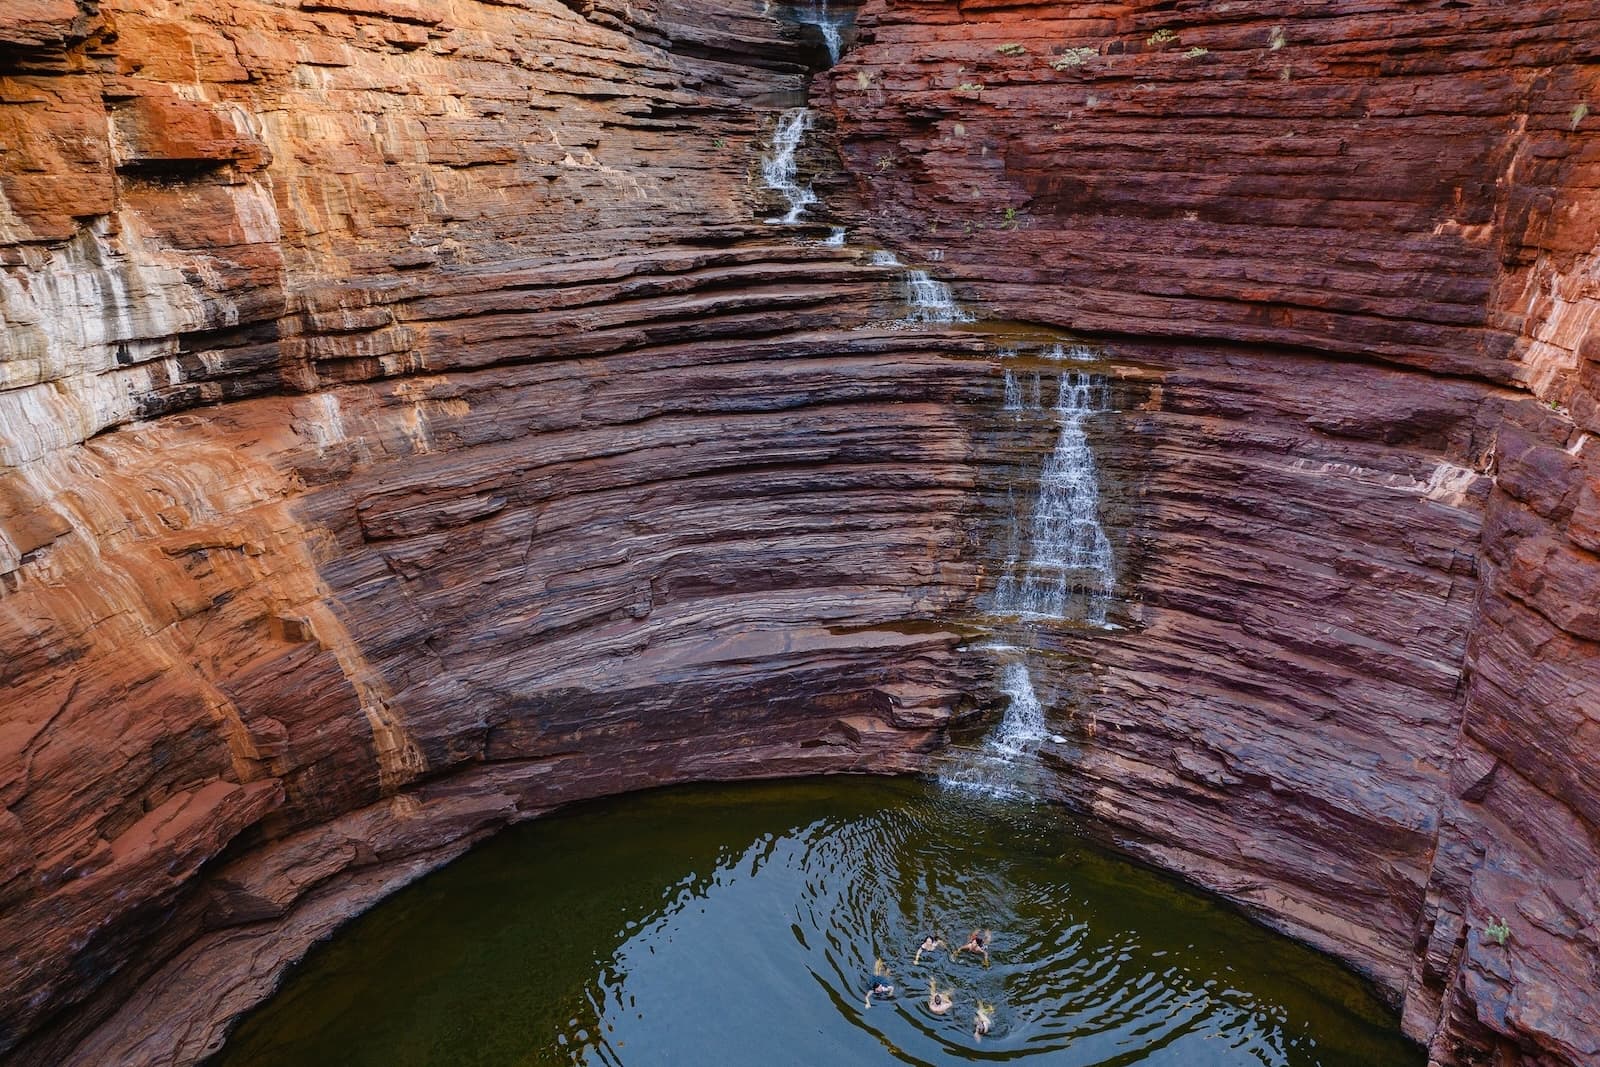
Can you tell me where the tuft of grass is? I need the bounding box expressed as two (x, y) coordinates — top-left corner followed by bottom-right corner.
(954, 82), (985, 93)
(1146, 27), (1177, 47)
(1269, 25), (1287, 50)
(1184, 46), (1209, 59)
(1573, 102), (1590, 130)
(1052, 46), (1098, 70)
(998, 206), (1020, 230)
(995, 42), (1027, 56)
(711, 137), (726, 148)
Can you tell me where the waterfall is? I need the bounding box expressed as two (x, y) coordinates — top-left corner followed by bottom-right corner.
(937, 661), (1058, 798)
(795, 0), (847, 64)
(941, 364), (1114, 797)
(1044, 342), (1098, 362)
(992, 661), (1047, 752)
(761, 108), (817, 225)
(822, 226), (847, 246)
(903, 269), (975, 324)
(1002, 368), (1023, 412)
(992, 370), (1115, 626)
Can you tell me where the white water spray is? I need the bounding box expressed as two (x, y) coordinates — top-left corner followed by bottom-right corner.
(762, 108), (818, 224)
(1003, 369), (1023, 412)
(903, 270), (975, 324)
(992, 371), (1115, 626)
(795, 0), (847, 64)
(938, 662), (1056, 798)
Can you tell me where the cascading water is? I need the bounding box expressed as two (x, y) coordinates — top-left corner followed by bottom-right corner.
(761, 108), (817, 225)
(938, 661), (1055, 799)
(940, 357), (1115, 798)
(992, 371), (1115, 626)
(992, 661), (1048, 752)
(794, 0), (847, 64)
(1003, 368), (1024, 412)
(903, 269), (975, 324)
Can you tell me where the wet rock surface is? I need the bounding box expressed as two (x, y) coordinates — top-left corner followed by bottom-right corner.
(0, 1), (1596, 1065)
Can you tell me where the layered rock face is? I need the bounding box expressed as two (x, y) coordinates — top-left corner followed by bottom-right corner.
(824, 3), (1600, 1063)
(0, 2), (1597, 1067)
(0, 2), (987, 1062)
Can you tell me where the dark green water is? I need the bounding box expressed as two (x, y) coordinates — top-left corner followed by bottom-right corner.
(212, 778), (1423, 1067)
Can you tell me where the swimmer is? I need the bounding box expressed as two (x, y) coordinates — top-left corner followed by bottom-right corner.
(914, 933), (945, 965)
(927, 977), (953, 1015)
(955, 929), (991, 965)
(973, 1000), (994, 1040)
(864, 958), (894, 1009)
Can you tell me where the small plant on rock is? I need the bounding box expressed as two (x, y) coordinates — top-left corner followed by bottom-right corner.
(995, 42), (1027, 56)
(1184, 46), (1209, 59)
(955, 82), (985, 94)
(1052, 46), (1097, 70)
(1483, 918), (1511, 946)
(1573, 102), (1590, 130)
(1269, 25), (1287, 51)
(1146, 27), (1177, 47)
(999, 206), (1019, 230)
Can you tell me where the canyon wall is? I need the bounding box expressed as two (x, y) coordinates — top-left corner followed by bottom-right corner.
(0, 1), (989, 1062)
(0, 1), (1596, 1065)
(822, 2), (1600, 1063)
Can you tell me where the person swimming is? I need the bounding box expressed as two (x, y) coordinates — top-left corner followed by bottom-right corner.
(914, 934), (945, 965)
(927, 977), (953, 1015)
(955, 929), (991, 965)
(973, 1000), (994, 1040)
(864, 958), (894, 1009)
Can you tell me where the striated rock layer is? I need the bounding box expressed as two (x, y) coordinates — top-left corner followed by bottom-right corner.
(0, 1), (1596, 1066)
(823, 2), (1600, 1064)
(0, 1), (991, 1063)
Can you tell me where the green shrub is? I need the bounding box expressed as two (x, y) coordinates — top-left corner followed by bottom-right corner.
(1052, 46), (1097, 70)
(1184, 46), (1208, 59)
(1146, 28), (1177, 47)
(995, 42), (1027, 56)
(1484, 919), (1511, 946)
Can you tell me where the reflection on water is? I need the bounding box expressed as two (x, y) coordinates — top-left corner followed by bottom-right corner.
(212, 779), (1422, 1067)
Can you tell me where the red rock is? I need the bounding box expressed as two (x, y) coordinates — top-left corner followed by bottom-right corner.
(0, 1), (1597, 1066)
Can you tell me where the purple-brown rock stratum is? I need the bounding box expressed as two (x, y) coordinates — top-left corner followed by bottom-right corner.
(0, 1), (1596, 1064)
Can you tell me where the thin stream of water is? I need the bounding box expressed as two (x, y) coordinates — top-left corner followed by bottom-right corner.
(761, 108), (817, 225)
(794, 0), (847, 64)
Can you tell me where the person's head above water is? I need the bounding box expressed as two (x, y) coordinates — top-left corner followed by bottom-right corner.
(864, 959), (894, 1008)
(973, 1000), (994, 1038)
